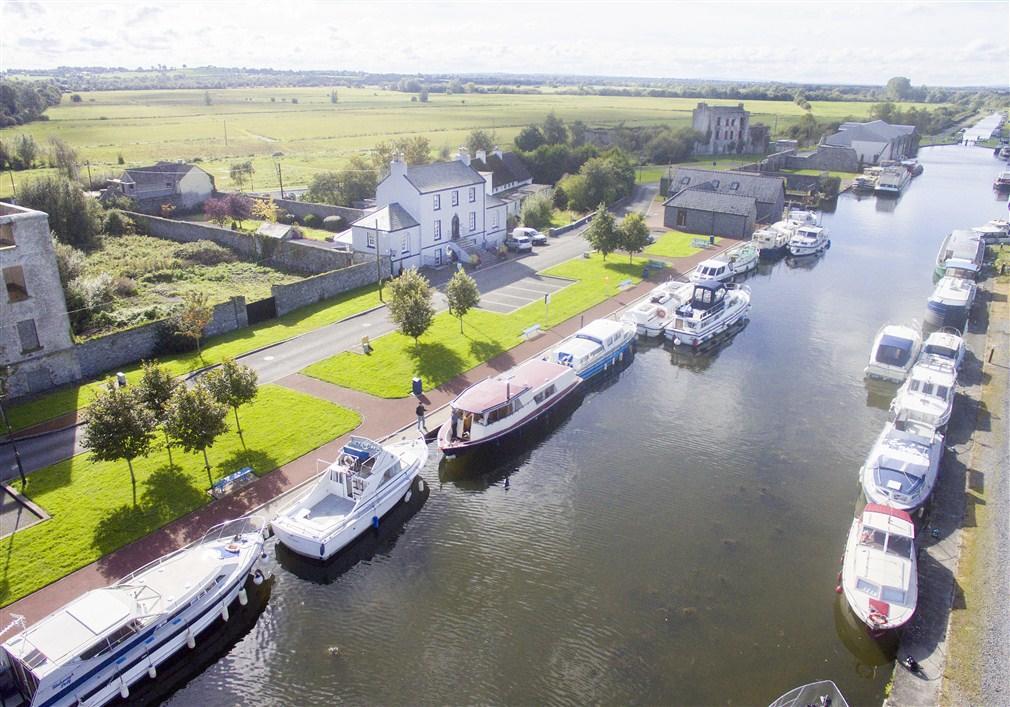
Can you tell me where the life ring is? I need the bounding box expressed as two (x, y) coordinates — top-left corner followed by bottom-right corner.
(868, 611), (887, 627)
(225, 542), (241, 553)
(656, 308), (667, 319)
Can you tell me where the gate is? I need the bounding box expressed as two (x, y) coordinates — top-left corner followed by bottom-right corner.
(246, 297), (277, 325)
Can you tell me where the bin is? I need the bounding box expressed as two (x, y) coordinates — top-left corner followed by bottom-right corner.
(642, 266), (650, 279)
(411, 377), (423, 396)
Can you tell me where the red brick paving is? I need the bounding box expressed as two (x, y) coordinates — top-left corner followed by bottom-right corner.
(1, 245), (727, 624)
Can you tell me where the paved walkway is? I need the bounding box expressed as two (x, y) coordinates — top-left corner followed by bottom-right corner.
(1, 243), (725, 625)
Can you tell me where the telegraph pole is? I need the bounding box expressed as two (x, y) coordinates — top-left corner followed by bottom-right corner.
(275, 162), (285, 199)
(85, 161), (93, 189)
(224, 120), (229, 147)
(6, 170), (15, 198)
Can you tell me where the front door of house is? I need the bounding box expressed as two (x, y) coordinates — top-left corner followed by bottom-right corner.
(435, 248), (442, 266)
(451, 214), (460, 240)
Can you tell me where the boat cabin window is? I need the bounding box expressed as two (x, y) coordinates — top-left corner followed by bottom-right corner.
(533, 384), (556, 404)
(487, 398), (523, 424)
(79, 620), (141, 660)
(923, 344), (955, 359)
(909, 379), (949, 398)
(875, 338), (912, 366)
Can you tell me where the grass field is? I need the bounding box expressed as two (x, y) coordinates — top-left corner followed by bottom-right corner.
(0, 86), (941, 197)
(6, 282), (382, 432)
(303, 253), (647, 397)
(0, 385), (361, 606)
(180, 215), (334, 241)
(645, 231), (714, 258)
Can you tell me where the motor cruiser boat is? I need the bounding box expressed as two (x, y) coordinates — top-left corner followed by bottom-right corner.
(841, 504), (917, 632)
(768, 681), (850, 707)
(620, 280), (693, 337)
(542, 318), (636, 380)
(875, 165), (911, 196)
(864, 324), (922, 383)
(786, 224), (829, 257)
(890, 357), (957, 430)
(925, 276), (976, 328)
(751, 222), (793, 255)
(438, 359), (581, 455)
(663, 280), (751, 347)
(934, 229), (983, 279)
(860, 419), (944, 511)
(973, 219), (1010, 244)
(271, 436), (428, 561)
(918, 328), (966, 372)
(690, 243), (759, 283)
(995, 170), (1010, 191)
(1, 517), (268, 707)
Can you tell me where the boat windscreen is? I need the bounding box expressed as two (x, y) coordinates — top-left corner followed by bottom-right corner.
(874, 462), (926, 495)
(923, 344), (955, 359)
(875, 335), (913, 366)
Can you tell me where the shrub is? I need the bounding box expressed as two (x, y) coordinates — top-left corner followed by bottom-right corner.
(303, 213), (321, 228)
(154, 318), (197, 355)
(17, 175), (101, 248)
(520, 188), (555, 230)
(321, 215), (346, 232)
(102, 209), (134, 236)
(113, 276), (138, 297)
(103, 194), (136, 211)
(173, 240), (234, 266)
(276, 210), (295, 225)
(53, 240), (86, 285)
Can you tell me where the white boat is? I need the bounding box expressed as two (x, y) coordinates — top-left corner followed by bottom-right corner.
(890, 357), (957, 430)
(864, 324), (922, 383)
(875, 165), (911, 196)
(860, 419), (944, 511)
(934, 229), (983, 278)
(768, 681), (850, 707)
(786, 223), (829, 257)
(541, 318), (636, 380)
(663, 280), (751, 347)
(901, 159), (923, 177)
(841, 504), (917, 631)
(995, 170), (1010, 191)
(925, 276), (976, 327)
(751, 222), (793, 255)
(852, 174), (877, 193)
(919, 328), (965, 372)
(438, 358), (581, 455)
(1, 517), (268, 707)
(270, 436), (428, 561)
(973, 219), (1010, 243)
(690, 243), (759, 283)
(620, 281), (693, 337)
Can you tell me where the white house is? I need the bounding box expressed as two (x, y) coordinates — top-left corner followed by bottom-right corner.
(351, 149), (508, 270)
(104, 162), (215, 208)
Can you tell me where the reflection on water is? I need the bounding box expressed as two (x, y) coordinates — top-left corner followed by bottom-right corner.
(169, 146), (1000, 706)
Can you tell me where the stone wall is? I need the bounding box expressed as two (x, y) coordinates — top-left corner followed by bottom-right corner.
(128, 212), (259, 257)
(663, 206), (753, 239)
(785, 145), (860, 173)
(272, 260), (388, 317)
(261, 196), (365, 225)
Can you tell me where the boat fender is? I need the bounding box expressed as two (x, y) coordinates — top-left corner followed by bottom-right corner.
(835, 585), (843, 594)
(419, 478), (426, 492)
(186, 629), (196, 649)
(148, 663), (157, 679)
(868, 611), (887, 627)
(372, 515), (380, 529)
(404, 489), (412, 503)
(673, 337), (682, 347)
(238, 588), (248, 606)
(221, 605), (229, 622)
(253, 569), (265, 586)
(119, 679), (130, 699)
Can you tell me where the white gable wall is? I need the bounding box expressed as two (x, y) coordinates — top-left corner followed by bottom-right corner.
(177, 168), (214, 207)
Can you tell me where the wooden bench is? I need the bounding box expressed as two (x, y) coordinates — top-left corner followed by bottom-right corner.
(209, 466), (255, 499)
(691, 238), (713, 249)
(521, 324), (542, 341)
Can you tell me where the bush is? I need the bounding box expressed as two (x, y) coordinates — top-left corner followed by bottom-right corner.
(102, 209), (134, 236)
(154, 317), (197, 355)
(276, 210), (295, 225)
(53, 240), (86, 285)
(102, 194), (136, 211)
(113, 276), (138, 297)
(303, 213), (321, 228)
(17, 175), (101, 248)
(520, 189), (555, 230)
(321, 215), (346, 232)
(173, 240), (234, 266)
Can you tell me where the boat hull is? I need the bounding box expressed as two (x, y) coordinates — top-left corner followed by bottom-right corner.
(925, 300), (969, 327)
(664, 299), (751, 347)
(863, 364), (910, 384)
(575, 339), (635, 380)
(787, 239), (830, 257)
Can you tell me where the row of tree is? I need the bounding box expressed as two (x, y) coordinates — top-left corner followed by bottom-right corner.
(82, 358), (259, 503)
(0, 79), (61, 127)
(583, 207), (651, 262)
(386, 268), (480, 342)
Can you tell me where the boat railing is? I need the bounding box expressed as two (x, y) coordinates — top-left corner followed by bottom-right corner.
(768, 680), (849, 707)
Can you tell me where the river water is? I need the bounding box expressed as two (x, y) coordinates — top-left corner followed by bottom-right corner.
(167, 145), (1007, 706)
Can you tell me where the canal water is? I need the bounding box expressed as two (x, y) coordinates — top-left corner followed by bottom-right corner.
(167, 145), (1007, 706)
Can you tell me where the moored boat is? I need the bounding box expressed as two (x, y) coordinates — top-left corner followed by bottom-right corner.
(890, 356), (957, 430)
(864, 324), (922, 383)
(875, 165), (911, 196)
(841, 504), (917, 632)
(860, 419), (944, 511)
(270, 435), (428, 561)
(852, 174), (877, 193)
(620, 280), (693, 337)
(972, 219), (1010, 244)
(919, 328), (965, 372)
(994, 170), (1010, 191)
(768, 680), (850, 707)
(786, 224), (829, 257)
(542, 318), (636, 380)
(751, 222), (793, 255)
(1, 517), (268, 707)
(438, 359), (581, 455)
(934, 229), (983, 279)
(925, 276), (976, 328)
(690, 243), (759, 283)
(663, 280), (751, 347)
(901, 159), (923, 177)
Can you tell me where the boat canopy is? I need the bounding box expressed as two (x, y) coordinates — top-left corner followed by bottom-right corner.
(875, 334), (915, 366)
(687, 281), (727, 310)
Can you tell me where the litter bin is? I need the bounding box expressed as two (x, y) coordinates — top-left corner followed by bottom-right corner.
(642, 265), (650, 279)
(411, 377), (423, 396)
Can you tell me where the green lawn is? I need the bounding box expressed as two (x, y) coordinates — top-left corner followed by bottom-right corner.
(181, 215), (334, 242)
(0, 385), (361, 606)
(303, 254), (647, 397)
(7, 283), (382, 432)
(645, 231), (715, 259)
(548, 209), (582, 228)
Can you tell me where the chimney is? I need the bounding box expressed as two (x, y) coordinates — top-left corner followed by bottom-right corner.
(390, 153), (406, 178)
(493, 145), (503, 159)
(456, 146), (470, 166)
(475, 149), (486, 164)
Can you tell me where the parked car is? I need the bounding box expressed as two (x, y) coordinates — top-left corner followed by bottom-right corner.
(506, 233), (533, 252)
(512, 226), (547, 246)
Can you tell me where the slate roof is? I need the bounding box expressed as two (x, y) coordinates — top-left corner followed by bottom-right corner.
(121, 162), (205, 188)
(665, 185), (757, 217)
(255, 222), (297, 240)
(404, 160), (484, 193)
(665, 168), (783, 205)
(485, 194), (507, 207)
(352, 203), (419, 232)
(470, 151), (533, 190)
(825, 120), (917, 147)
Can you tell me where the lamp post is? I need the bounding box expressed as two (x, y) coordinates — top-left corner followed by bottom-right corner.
(0, 370), (26, 487)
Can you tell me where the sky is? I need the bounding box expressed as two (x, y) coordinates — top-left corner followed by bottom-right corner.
(1, 0), (1008, 87)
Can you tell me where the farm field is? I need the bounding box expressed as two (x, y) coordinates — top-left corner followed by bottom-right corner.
(0, 86), (940, 197)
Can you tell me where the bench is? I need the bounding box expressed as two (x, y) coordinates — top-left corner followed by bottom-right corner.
(209, 466), (255, 499)
(618, 278), (634, 290)
(691, 238), (713, 249)
(521, 324), (542, 341)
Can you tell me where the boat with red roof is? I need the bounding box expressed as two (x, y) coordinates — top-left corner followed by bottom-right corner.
(840, 504), (918, 632)
(437, 359), (582, 455)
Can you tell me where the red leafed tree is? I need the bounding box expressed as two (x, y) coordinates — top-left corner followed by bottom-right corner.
(204, 197), (230, 224)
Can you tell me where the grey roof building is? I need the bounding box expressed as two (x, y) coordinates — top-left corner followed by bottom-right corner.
(355, 203), (421, 232)
(666, 168), (784, 223)
(104, 161), (215, 211)
(401, 161), (485, 194)
(662, 184), (757, 239)
(469, 148), (534, 193)
(822, 120), (918, 165)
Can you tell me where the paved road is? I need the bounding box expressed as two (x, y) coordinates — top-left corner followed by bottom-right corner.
(0, 185), (659, 477)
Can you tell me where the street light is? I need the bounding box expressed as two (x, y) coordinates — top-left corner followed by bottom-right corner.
(0, 373), (26, 486)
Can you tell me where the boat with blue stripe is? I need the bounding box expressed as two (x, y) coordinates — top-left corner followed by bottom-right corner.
(541, 319), (637, 380)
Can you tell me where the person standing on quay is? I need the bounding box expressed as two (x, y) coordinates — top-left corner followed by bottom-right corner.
(416, 403), (427, 432)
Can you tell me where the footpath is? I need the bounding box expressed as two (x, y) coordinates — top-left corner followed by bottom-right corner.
(1, 243), (723, 625)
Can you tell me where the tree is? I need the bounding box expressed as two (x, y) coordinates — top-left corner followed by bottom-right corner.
(466, 128), (496, 155)
(542, 112), (568, 145)
(387, 268), (435, 344)
(229, 160), (254, 189)
(885, 76), (913, 101)
(304, 171), (342, 204)
(372, 136), (431, 175)
(519, 188), (555, 230)
(569, 120), (588, 147)
(446, 270), (480, 333)
(204, 91), (212, 105)
(70, 93), (83, 103)
(553, 184), (568, 210)
(618, 212), (651, 263)
(204, 197), (230, 224)
(204, 359), (258, 441)
(224, 193), (252, 220)
(81, 384), (156, 504)
(338, 154), (378, 205)
(330, 88), (339, 104)
(48, 136), (79, 181)
(138, 361), (178, 465)
(174, 291), (213, 357)
(164, 383), (228, 485)
(14, 134), (39, 169)
(252, 196), (279, 222)
(583, 204), (619, 260)
(419, 89), (429, 103)
(515, 125), (546, 151)
(17, 176), (101, 247)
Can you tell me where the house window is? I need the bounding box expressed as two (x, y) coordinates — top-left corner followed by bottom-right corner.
(676, 210), (687, 227)
(3, 266), (28, 303)
(491, 211), (498, 228)
(17, 319), (40, 353)
(366, 231), (376, 248)
(469, 212), (476, 232)
(434, 220), (442, 241)
(452, 191), (459, 207)
(716, 117), (721, 126)
(433, 194), (441, 210)
(0, 222), (14, 247)
(469, 187), (476, 203)
(401, 234), (410, 254)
